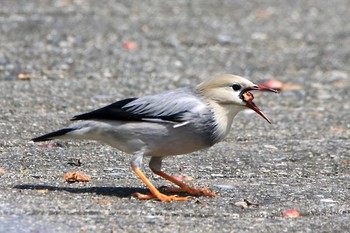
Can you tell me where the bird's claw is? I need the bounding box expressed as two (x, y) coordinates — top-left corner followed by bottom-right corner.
(164, 186), (217, 197)
(132, 192), (189, 202)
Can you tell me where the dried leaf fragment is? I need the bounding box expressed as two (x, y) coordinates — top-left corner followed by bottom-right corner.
(37, 189), (49, 193)
(235, 199), (259, 209)
(123, 40), (138, 50)
(261, 79), (284, 91)
(17, 73), (32, 80)
(283, 209), (301, 218)
(64, 171), (91, 183)
(261, 79), (303, 91)
(341, 160), (350, 165)
(0, 168), (8, 174)
(235, 201), (248, 209)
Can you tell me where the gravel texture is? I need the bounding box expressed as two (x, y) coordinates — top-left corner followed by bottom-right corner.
(0, 0), (349, 232)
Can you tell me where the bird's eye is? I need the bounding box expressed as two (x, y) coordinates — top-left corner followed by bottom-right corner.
(231, 83), (242, 91)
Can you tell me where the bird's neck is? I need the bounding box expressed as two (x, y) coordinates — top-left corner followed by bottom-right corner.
(210, 103), (244, 142)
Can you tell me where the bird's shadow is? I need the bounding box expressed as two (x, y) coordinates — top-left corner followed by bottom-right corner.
(14, 184), (150, 198)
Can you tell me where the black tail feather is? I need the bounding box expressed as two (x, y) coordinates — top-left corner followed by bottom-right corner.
(32, 128), (74, 142)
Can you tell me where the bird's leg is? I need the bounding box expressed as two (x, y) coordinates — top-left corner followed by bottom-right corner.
(149, 157), (217, 197)
(130, 153), (188, 202)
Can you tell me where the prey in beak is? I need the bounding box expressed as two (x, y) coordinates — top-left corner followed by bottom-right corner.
(239, 85), (278, 123)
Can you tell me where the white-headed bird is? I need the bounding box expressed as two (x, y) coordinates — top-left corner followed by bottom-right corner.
(32, 74), (278, 202)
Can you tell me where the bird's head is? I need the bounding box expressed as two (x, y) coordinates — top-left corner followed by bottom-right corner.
(197, 74), (278, 123)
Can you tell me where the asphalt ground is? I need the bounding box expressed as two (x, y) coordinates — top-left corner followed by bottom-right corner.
(0, 0), (349, 232)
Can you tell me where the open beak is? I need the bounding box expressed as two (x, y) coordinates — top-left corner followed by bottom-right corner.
(239, 85), (278, 124)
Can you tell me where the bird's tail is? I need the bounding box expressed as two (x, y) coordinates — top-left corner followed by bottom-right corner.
(32, 128), (75, 142)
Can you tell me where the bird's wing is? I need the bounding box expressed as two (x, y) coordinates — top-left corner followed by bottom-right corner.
(71, 88), (205, 124)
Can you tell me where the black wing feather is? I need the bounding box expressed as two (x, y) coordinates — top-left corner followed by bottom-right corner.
(32, 128), (75, 142)
(71, 98), (139, 121)
(71, 97), (185, 122)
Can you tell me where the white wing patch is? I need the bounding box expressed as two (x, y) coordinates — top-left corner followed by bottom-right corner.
(173, 121), (191, 128)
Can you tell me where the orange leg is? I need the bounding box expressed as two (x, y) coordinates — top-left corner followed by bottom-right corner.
(154, 171), (217, 197)
(131, 166), (189, 202)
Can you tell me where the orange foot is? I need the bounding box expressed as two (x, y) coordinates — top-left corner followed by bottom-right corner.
(154, 171), (217, 197)
(131, 166), (190, 202)
(164, 186), (217, 197)
(133, 192), (189, 202)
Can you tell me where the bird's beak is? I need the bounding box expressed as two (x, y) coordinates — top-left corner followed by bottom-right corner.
(239, 85), (278, 124)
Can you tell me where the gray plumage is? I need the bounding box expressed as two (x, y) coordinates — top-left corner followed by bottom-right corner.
(34, 87), (219, 155)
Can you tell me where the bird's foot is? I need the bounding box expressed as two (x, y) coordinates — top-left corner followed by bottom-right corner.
(164, 186), (217, 197)
(133, 192), (189, 202)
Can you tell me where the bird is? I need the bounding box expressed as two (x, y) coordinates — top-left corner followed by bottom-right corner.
(32, 74), (278, 202)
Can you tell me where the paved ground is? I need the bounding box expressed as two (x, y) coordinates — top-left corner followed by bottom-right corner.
(0, 0), (349, 232)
